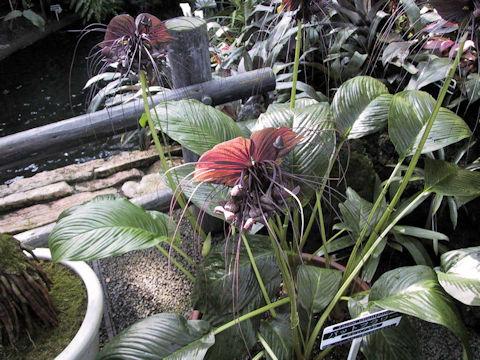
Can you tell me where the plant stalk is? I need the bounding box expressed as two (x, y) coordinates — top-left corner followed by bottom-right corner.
(139, 71), (206, 241)
(155, 244), (195, 282)
(304, 34), (468, 360)
(241, 233), (277, 317)
(213, 297), (290, 335)
(290, 19), (303, 109)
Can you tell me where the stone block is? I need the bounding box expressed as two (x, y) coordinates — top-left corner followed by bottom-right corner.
(0, 182), (73, 211)
(121, 173), (167, 198)
(94, 148), (159, 178)
(75, 168), (143, 192)
(0, 188), (117, 234)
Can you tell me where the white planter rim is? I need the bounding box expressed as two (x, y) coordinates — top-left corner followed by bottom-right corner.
(27, 248), (103, 360)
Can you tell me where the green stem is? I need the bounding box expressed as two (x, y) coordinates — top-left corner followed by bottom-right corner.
(357, 33), (467, 266)
(170, 243), (199, 269)
(300, 139), (346, 251)
(290, 19), (303, 109)
(139, 71), (206, 241)
(252, 351), (265, 360)
(155, 244), (196, 282)
(342, 160), (404, 280)
(316, 192), (330, 268)
(309, 228), (346, 259)
(213, 297), (290, 335)
(258, 333), (278, 360)
(305, 191), (429, 358)
(304, 34), (467, 359)
(302, 198), (319, 242)
(241, 233), (277, 317)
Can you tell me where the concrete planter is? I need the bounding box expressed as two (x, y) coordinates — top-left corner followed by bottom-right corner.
(30, 248), (104, 360)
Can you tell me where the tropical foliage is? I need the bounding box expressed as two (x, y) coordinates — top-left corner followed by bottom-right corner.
(45, 0), (480, 359)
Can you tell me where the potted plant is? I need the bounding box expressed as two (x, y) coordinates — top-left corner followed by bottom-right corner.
(0, 235), (103, 360)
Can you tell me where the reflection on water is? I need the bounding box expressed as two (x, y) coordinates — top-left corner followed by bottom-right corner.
(0, 22), (137, 184)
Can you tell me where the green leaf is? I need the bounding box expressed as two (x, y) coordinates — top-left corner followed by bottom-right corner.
(258, 315), (293, 360)
(424, 158), (480, 197)
(338, 188), (385, 238)
(192, 234), (281, 360)
(162, 164), (230, 219)
(388, 91), (472, 157)
(4, 10), (22, 21)
(406, 57), (451, 90)
(361, 318), (421, 360)
(152, 99), (243, 155)
(392, 225), (449, 241)
(331, 76), (390, 138)
(49, 198), (174, 261)
(437, 247), (480, 306)
(297, 265), (342, 315)
(22, 9), (45, 30)
(139, 113), (148, 127)
(253, 103), (336, 178)
(370, 266), (472, 360)
(348, 293), (422, 360)
(83, 72), (122, 89)
(392, 234), (433, 266)
(98, 313), (214, 359)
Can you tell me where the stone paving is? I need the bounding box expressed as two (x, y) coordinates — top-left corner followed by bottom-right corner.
(0, 146), (181, 235)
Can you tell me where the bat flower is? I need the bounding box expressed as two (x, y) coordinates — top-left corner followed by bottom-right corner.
(98, 13), (174, 76)
(429, 0), (480, 25)
(281, 0), (329, 22)
(194, 127), (303, 230)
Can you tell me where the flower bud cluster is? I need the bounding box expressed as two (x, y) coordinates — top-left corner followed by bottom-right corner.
(214, 183), (300, 231)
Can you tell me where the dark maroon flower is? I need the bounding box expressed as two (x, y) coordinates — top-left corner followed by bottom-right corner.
(98, 13), (174, 76)
(194, 127), (303, 230)
(429, 1), (480, 24)
(281, 0), (329, 22)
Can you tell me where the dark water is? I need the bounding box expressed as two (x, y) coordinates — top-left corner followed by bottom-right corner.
(0, 23), (136, 185)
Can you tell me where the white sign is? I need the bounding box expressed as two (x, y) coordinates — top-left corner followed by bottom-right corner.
(320, 309), (402, 350)
(50, 4), (62, 21)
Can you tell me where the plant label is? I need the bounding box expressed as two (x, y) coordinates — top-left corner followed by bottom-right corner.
(320, 309), (402, 350)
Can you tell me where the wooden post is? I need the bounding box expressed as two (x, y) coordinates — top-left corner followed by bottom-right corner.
(165, 17), (222, 233)
(166, 16), (212, 163)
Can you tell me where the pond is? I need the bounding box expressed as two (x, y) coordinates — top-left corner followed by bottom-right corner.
(0, 23), (137, 185)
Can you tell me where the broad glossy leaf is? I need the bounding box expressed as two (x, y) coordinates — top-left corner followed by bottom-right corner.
(49, 198), (174, 261)
(392, 225), (448, 241)
(4, 10), (22, 21)
(437, 247), (480, 306)
(253, 103), (336, 178)
(297, 265), (342, 315)
(424, 158), (480, 197)
(406, 57), (451, 90)
(162, 164), (230, 219)
(348, 293), (422, 360)
(370, 266), (471, 359)
(338, 188), (385, 238)
(192, 234), (281, 360)
(392, 233), (433, 266)
(98, 313), (214, 359)
(22, 10), (45, 30)
(258, 315), (293, 360)
(152, 99), (243, 155)
(331, 76), (390, 138)
(388, 91), (472, 157)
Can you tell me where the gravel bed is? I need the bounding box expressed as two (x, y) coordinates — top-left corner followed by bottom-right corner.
(97, 209), (203, 343)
